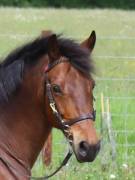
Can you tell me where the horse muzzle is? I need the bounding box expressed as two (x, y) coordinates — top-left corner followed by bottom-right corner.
(75, 140), (100, 163)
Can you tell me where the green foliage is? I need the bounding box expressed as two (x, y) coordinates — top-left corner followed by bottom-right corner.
(0, 0), (48, 7)
(0, 0), (135, 9)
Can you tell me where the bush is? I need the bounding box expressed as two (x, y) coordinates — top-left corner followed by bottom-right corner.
(0, 0), (135, 9)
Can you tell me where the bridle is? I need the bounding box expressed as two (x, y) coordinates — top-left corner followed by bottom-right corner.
(45, 56), (96, 144)
(0, 56), (96, 180)
(37, 56), (96, 179)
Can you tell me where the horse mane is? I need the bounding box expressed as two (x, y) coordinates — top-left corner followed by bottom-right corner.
(0, 35), (94, 103)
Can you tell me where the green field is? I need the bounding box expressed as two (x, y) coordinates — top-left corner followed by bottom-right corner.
(0, 8), (135, 180)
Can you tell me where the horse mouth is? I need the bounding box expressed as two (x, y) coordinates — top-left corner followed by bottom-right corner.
(74, 151), (98, 163)
(76, 154), (97, 163)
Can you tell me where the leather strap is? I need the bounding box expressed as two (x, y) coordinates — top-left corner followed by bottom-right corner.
(45, 58), (68, 73)
(0, 145), (72, 180)
(32, 150), (72, 180)
(63, 111), (96, 127)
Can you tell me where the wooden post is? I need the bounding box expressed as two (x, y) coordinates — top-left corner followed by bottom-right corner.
(100, 92), (108, 171)
(106, 97), (116, 161)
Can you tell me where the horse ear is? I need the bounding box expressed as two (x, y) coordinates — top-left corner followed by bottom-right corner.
(47, 34), (61, 62)
(81, 31), (96, 52)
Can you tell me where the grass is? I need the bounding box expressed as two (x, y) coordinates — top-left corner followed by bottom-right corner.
(0, 7), (135, 180)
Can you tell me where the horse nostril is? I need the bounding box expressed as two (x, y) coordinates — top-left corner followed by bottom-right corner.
(79, 141), (89, 157)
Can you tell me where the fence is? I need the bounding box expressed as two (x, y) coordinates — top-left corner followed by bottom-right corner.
(0, 32), (135, 179)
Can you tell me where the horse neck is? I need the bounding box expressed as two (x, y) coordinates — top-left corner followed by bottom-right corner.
(0, 63), (51, 168)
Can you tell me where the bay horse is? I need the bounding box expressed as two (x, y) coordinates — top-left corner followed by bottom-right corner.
(0, 30), (100, 179)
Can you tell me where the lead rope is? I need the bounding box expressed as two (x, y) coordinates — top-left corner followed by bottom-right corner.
(32, 149), (72, 180)
(0, 149), (72, 180)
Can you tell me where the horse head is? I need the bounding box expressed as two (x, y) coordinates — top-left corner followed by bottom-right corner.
(42, 32), (100, 162)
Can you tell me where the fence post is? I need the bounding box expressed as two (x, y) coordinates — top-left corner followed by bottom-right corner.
(100, 94), (117, 171)
(106, 97), (116, 161)
(100, 93), (109, 170)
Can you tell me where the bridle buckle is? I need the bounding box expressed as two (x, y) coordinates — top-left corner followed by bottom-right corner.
(50, 102), (57, 113)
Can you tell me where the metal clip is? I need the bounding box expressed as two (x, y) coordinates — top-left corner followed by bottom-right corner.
(50, 102), (57, 113)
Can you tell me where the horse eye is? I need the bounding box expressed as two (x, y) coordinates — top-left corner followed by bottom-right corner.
(52, 84), (62, 94)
